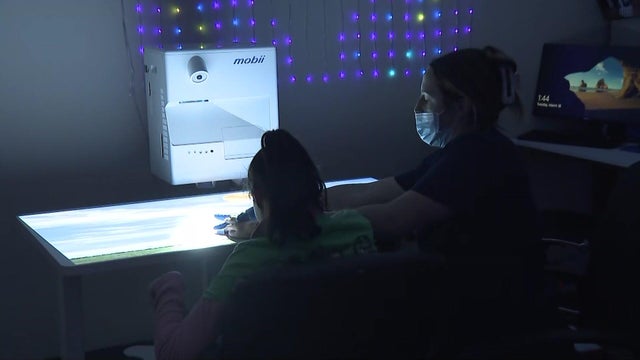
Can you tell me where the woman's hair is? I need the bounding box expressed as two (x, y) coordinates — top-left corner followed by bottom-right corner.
(429, 46), (523, 129)
(248, 129), (326, 245)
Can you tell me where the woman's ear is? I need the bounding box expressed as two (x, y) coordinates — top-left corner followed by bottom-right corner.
(251, 188), (265, 209)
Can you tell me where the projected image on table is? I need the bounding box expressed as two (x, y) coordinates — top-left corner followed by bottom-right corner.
(18, 191), (253, 265)
(18, 178), (377, 267)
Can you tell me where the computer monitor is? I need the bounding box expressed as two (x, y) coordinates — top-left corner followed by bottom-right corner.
(530, 43), (640, 147)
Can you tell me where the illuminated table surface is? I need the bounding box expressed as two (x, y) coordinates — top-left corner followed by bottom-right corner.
(17, 177), (376, 360)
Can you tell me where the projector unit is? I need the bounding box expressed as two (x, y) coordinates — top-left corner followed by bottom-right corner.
(144, 47), (279, 185)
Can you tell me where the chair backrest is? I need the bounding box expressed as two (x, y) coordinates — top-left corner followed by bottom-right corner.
(217, 251), (541, 360)
(217, 251), (446, 359)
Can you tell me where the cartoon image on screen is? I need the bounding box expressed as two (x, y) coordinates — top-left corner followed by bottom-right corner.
(533, 43), (640, 124)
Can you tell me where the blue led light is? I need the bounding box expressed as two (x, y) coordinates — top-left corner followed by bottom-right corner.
(197, 3), (204, 12)
(388, 68), (396, 77)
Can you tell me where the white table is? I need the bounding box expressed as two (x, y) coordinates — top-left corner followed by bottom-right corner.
(513, 139), (640, 168)
(17, 177), (376, 360)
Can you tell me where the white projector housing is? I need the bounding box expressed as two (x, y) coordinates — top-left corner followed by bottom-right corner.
(144, 47), (279, 185)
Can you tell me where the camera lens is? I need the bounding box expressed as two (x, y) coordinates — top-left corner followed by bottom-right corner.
(196, 74), (203, 80)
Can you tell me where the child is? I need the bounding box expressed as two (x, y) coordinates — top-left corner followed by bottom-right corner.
(150, 129), (376, 360)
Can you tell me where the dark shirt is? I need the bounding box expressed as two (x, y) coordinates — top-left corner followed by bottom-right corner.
(395, 127), (540, 260)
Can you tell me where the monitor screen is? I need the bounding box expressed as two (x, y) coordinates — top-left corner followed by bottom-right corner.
(533, 43), (640, 125)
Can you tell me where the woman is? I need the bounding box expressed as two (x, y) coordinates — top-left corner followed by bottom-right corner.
(149, 129), (376, 360)
(329, 46), (540, 260)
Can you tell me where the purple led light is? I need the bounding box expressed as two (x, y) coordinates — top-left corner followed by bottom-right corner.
(404, 69), (410, 76)
(137, 25), (144, 34)
(286, 36), (292, 45)
(286, 56), (293, 64)
(251, 38), (257, 44)
(465, 26), (472, 33)
(357, 70), (364, 77)
(339, 71), (346, 79)
(289, 75), (296, 83)
(469, 8), (474, 14)
(373, 69), (379, 78)
(338, 33), (345, 41)
(271, 19), (277, 27)
(323, 73), (329, 83)
(371, 13), (377, 21)
(454, 9), (459, 15)
(231, 0), (237, 6)
(370, 32), (377, 40)
(404, 13), (409, 22)
(421, 50), (426, 56)
(139, 46), (144, 54)
(340, 52), (346, 60)
(353, 13), (360, 21)
(436, 30), (443, 36)
(356, 32), (361, 39)
(156, 27), (162, 35)
(272, 39), (277, 45)
(388, 31), (394, 40)
(419, 31), (425, 39)
(454, 28), (459, 34)
(306, 74), (313, 83)
(156, 7), (161, 13)
(213, 1), (221, 9)
(388, 50), (395, 58)
(136, 4), (142, 13)
(372, 51), (378, 59)
(454, 47), (459, 51)
(215, 22), (222, 30)
(249, 0), (254, 5)
(250, 18), (256, 26)
(405, 31), (411, 40)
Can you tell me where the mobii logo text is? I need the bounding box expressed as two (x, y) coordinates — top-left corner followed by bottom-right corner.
(233, 55), (266, 65)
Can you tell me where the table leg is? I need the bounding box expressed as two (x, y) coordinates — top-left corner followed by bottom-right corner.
(58, 275), (84, 360)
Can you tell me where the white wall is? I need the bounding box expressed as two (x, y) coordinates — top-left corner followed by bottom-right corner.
(0, 0), (612, 358)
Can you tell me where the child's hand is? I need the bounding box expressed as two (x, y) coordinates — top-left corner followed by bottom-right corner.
(224, 219), (260, 241)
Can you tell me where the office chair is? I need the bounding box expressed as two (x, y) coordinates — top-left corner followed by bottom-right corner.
(532, 160), (640, 358)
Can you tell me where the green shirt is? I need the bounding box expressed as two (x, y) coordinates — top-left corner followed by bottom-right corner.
(203, 210), (376, 301)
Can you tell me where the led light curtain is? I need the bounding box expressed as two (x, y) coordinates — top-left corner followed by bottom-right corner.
(136, 0), (474, 84)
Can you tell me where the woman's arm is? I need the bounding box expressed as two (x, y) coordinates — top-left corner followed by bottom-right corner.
(357, 190), (451, 244)
(326, 177), (405, 210)
(150, 271), (224, 360)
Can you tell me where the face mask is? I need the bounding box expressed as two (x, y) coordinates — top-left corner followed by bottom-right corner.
(415, 111), (440, 146)
(415, 91), (453, 148)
